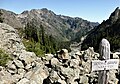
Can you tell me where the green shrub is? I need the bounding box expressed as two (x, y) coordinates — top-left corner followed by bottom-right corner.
(23, 39), (45, 57)
(0, 49), (12, 66)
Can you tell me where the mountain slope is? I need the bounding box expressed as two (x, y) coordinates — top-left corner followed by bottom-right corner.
(0, 8), (99, 42)
(81, 7), (120, 51)
(0, 9), (23, 28)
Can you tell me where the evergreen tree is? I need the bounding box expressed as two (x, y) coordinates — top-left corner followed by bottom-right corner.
(0, 10), (3, 23)
(40, 25), (45, 46)
(23, 21), (59, 55)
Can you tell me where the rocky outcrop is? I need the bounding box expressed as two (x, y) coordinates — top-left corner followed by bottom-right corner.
(0, 23), (25, 55)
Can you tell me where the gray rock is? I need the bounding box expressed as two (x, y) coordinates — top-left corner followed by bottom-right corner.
(14, 59), (24, 68)
(57, 79), (66, 84)
(108, 70), (119, 84)
(0, 66), (4, 71)
(45, 54), (54, 61)
(12, 74), (22, 83)
(69, 59), (80, 68)
(17, 78), (29, 84)
(7, 61), (17, 74)
(25, 64), (32, 70)
(7, 68), (17, 74)
(50, 58), (60, 67)
(93, 53), (99, 59)
(0, 69), (14, 84)
(19, 50), (36, 65)
(18, 69), (26, 78)
(79, 75), (89, 84)
(112, 52), (119, 59)
(24, 71), (33, 80)
(7, 63), (16, 70)
(28, 65), (49, 84)
(60, 66), (80, 81)
(49, 70), (60, 83)
(82, 60), (91, 73)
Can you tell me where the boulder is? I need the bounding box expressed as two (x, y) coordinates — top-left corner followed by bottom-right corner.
(93, 53), (99, 59)
(7, 64), (16, 70)
(50, 58), (60, 67)
(0, 66), (4, 71)
(79, 75), (89, 84)
(69, 59), (80, 68)
(58, 49), (69, 60)
(0, 69), (14, 84)
(18, 69), (26, 78)
(83, 47), (95, 61)
(82, 60), (91, 73)
(19, 50), (36, 65)
(108, 70), (119, 84)
(75, 51), (82, 56)
(60, 66), (80, 81)
(49, 70), (60, 83)
(112, 52), (119, 59)
(13, 59), (24, 68)
(12, 74), (23, 83)
(57, 79), (66, 84)
(17, 78), (29, 84)
(7, 68), (17, 74)
(28, 65), (49, 84)
(7, 61), (17, 74)
(24, 71), (33, 79)
(25, 62), (36, 70)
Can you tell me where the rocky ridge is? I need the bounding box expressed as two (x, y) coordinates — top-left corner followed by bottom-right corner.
(0, 23), (119, 84)
(81, 7), (120, 51)
(0, 8), (99, 41)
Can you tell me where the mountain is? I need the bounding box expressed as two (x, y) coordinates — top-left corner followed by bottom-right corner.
(81, 7), (120, 51)
(0, 8), (99, 42)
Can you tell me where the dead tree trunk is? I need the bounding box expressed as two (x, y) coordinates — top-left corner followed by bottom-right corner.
(98, 38), (110, 84)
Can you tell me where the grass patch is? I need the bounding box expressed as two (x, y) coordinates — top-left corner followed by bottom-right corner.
(0, 49), (12, 66)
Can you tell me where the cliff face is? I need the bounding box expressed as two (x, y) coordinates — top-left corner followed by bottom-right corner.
(81, 7), (120, 51)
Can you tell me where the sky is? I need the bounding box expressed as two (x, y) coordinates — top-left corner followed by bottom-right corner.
(0, 0), (120, 23)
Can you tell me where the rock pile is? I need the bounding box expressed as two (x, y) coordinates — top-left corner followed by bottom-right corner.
(0, 23), (25, 56)
(0, 23), (119, 84)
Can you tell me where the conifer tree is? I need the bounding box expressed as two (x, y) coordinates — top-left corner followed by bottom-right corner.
(0, 10), (3, 23)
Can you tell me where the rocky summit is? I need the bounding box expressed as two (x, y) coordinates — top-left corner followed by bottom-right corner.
(0, 23), (119, 84)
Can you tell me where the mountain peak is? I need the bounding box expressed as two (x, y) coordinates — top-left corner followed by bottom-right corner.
(41, 8), (48, 11)
(109, 7), (120, 23)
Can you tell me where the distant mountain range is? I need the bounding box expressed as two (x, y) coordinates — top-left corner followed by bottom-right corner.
(0, 8), (99, 42)
(81, 7), (120, 52)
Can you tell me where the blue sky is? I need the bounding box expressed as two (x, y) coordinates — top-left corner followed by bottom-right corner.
(0, 0), (120, 23)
